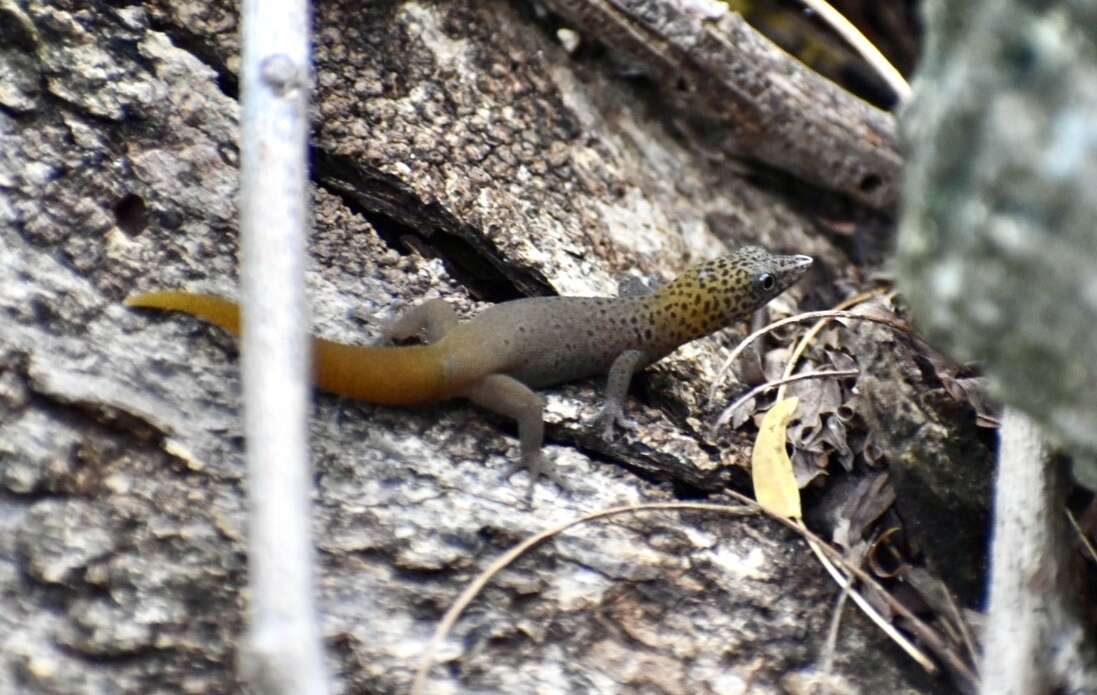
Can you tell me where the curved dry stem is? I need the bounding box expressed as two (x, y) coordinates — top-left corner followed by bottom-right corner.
(708, 309), (912, 406)
(774, 287), (887, 403)
(409, 502), (753, 694)
(797, 0), (912, 102)
(409, 487), (976, 693)
(721, 488), (978, 687)
(714, 368), (859, 431)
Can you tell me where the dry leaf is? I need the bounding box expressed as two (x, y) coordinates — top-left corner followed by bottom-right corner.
(818, 416), (855, 471)
(786, 373), (842, 447)
(816, 472), (894, 549)
(752, 397), (802, 519)
(730, 394), (757, 429)
(825, 348), (858, 372)
(792, 448), (828, 488)
(763, 346), (791, 382)
(940, 374), (1002, 428)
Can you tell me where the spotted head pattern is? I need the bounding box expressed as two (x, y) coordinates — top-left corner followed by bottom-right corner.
(646, 246), (813, 350)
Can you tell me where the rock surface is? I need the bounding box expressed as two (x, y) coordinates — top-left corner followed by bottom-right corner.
(1, 1), (953, 692)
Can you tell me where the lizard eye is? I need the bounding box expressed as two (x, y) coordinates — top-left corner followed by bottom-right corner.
(755, 272), (777, 292)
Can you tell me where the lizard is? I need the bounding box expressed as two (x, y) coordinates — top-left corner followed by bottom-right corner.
(125, 245), (812, 492)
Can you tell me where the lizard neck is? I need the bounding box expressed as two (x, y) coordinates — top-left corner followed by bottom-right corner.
(640, 247), (813, 352)
(644, 259), (756, 349)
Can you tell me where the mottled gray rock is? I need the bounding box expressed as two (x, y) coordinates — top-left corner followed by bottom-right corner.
(0, 1), (945, 693)
(898, 0), (1097, 488)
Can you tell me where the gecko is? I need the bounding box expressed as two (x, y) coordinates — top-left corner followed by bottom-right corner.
(125, 246), (812, 492)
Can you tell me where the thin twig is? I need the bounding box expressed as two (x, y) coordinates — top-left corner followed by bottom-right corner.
(774, 288), (886, 403)
(796, 0), (912, 102)
(804, 531), (937, 673)
(721, 488), (978, 687)
(410, 490), (978, 693)
(708, 309), (912, 405)
(715, 369), (859, 430)
(820, 554), (854, 677)
(1067, 507), (1097, 565)
(939, 575), (980, 671)
(409, 502), (754, 694)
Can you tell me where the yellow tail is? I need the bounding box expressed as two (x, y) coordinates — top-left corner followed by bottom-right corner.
(125, 291), (451, 405)
(126, 291), (243, 335)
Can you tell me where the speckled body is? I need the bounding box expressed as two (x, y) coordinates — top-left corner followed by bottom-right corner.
(441, 296), (658, 388)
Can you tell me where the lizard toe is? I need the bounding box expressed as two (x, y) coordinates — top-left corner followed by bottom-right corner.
(597, 405), (639, 442)
(505, 453), (568, 499)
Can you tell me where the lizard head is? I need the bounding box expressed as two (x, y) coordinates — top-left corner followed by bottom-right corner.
(651, 246), (813, 342)
(716, 245), (814, 313)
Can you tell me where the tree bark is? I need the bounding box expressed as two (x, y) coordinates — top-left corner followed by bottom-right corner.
(1, 1), (949, 692)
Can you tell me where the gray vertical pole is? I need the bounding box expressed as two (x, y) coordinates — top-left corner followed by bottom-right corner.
(238, 1), (329, 692)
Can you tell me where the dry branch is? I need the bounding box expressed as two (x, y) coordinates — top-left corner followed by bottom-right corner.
(538, 0), (902, 209)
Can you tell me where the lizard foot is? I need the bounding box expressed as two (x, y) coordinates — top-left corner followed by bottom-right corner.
(504, 452), (568, 500)
(596, 404), (640, 443)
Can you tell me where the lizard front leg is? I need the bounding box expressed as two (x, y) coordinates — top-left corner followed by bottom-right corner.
(597, 349), (649, 442)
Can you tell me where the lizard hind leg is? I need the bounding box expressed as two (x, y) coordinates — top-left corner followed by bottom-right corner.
(462, 374), (565, 498)
(382, 298), (458, 344)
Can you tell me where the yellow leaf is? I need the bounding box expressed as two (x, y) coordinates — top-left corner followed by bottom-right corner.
(752, 397), (802, 519)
